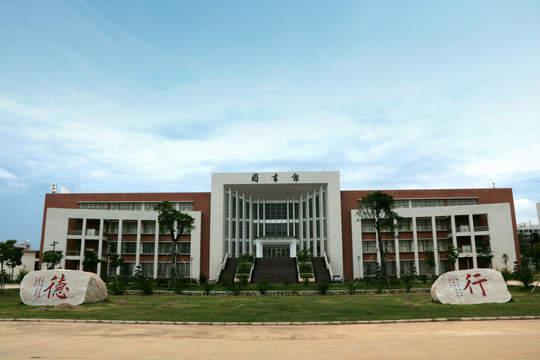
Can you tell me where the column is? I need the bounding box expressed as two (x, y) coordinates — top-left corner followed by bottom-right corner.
(117, 219), (123, 276)
(312, 190), (317, 256)
(431, 216), (439, 275)
(318, 187), (324, 255)
(305, 193), (311, 252)
(97, 218), (104, 275)
(135, 219), (142, 268)
(154, 220), (159, 279)
(412, 216), (419, 273)
(80, 218), (87, 271)
(299, 196), (304, 251)
(227, 188), (232, 255)
(469, 213), (478, 268)
(249, 196), (253, 255)
(235, 190), (239, 257)
(394, 219), (400, 277)
(450, 215), (459, 270)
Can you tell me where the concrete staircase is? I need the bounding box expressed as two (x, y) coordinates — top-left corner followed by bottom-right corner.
(218, 258), (238, 283)
(312, 257), (330, 283)
(251, 258), (298, 284)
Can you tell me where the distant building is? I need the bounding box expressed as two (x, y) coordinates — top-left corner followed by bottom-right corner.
(39, 172), (521, 281)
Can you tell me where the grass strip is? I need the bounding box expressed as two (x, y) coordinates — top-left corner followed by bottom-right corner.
(1, 287), (539, 323)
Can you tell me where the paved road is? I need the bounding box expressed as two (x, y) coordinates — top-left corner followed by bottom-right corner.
(1, 320), (539, 359)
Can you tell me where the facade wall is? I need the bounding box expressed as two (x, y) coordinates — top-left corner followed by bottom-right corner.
(38, 173), (520, 282)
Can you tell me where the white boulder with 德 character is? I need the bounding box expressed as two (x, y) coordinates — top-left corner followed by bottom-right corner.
(431, 268), (511, 305)
(20, 269), (108, 306)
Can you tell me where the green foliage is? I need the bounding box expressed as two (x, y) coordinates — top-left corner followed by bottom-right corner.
(154, 201), (195, 287)
(42, 250), (63, 270)
(446, 244), (459, 266)
(82, 249), (101, 270)
(282, 277), (290, 286)
(358, 191), (402, 285)
(109, 276), (127, 295)
(227, 280), (243, 295)
(16, 269), (29, 284)
(317, 279), (330, 295)
(198, 273), (208, 285)
(297, 249), (311, 263)
(1, 240), (24, 282)
(134, 266), (154, 295)
(424, 250), (436, 269)
(109, 254), (125, 271)
(347, 280), (357, 294)
(203, 282), (214, 295)
(499, 267), (513, 282)
(237, 274), (249, 286)
(514, 266), (534, 288)
(257, 278), (270, 295)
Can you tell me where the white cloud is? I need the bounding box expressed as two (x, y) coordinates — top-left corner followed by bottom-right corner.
(0, 168), (16, 180)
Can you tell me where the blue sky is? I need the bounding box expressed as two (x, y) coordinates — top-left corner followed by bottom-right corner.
(1, 0), (539, 250)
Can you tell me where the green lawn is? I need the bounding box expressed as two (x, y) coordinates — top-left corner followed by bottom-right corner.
(1, 287), (539, 323)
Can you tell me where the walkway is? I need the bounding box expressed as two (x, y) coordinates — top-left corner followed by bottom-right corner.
(1, 320), (539, 359)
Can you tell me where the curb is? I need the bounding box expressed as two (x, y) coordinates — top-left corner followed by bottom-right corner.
(2, 316), (540, 326)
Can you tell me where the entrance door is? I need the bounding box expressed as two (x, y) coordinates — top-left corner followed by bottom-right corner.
(264, 246), (290, 258)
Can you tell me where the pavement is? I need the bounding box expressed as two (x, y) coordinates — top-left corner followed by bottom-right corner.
(1, 320), (539, 359)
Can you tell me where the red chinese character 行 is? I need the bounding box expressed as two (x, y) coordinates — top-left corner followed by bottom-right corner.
(463, 273), (487, 296)
(43, 274), (70, 299)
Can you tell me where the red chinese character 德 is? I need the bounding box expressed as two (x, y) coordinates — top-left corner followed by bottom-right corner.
(463, 273), (487, 296)
(43, 274), (70, 299)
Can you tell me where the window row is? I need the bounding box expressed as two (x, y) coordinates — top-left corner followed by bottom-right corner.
(108, 242), (191, 255)
(361, 239), (448, 253)
(390, 198), (478, 208)
(363, 259), (450, 276)
(361, 218), (447, 232)
(109, 262), (190, 277)
(79, 202), (194, 212)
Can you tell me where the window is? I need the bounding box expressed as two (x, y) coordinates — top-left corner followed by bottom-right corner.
(400, 260), (415, 276)
(178, 242), (190, 254)
(79, 203), (108, 209)
(447, 198), (477, 206)
(416, 218), (432, 231)
(399, 218), (412, 232)
(159, 242), (172, 254)
(384, 241), (395, 252)
(411, 199), (445, 208)
(417, 239), (434, 252)
(142, 222), (155, 234)
(435, 219), (447, 231)
(120, 262), (135, 276)
(177, 202), (194, 212)
(158, 263), (190, 278)
(122, 222), (138, 234)
(141, 242), (155, 254)
(108, 242), (117, 254)
(141, 263), (154, 277)
(394, 200), (409, 208)
(121, 242), (137, 254)
(111, 203), (142, 211)
(362, 241), (377, 253)
(437, 239), (448, 252)
(419, 260), (435, 275)
(399, 240), (413, 252)
(361, 219), (376, 232)
(363, 261), (377, 276)
(108, 222), (118, 234)
(144, 202), (159, 211)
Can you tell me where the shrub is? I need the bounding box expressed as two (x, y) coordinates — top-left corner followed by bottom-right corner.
(257, 278), (270, 295)
(317, 279), (330, 295)
(282, 277), (290, 286)
(16, 269), (29, 284)
(134, 266), (153, 295)
(499, 268), (513, 282)
(198, 273), (208, 285)
(227, 280), (242, 295)
(347, 280), (356, 294)
(203, 282), (214, 295)
(515, 267), (534, 288)
(109, 276), (127, 295)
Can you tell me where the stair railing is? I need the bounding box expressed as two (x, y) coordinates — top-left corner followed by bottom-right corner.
(216, 252), (229, 281)
(323, 252), (334, 279)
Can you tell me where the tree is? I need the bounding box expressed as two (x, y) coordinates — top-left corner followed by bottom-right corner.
(445, 244), (459, 270)
(82, 249), (101, 273)
(424, 250), (436, 275)
(6, 246), (23, 280)
(42, 250), (63, 269)
(502, 253), (509, 269)
(0, 240), (20, 294)
(358, 191), (401, 285)
(154, 201), (195, 287)
(109, 253), (125, 275)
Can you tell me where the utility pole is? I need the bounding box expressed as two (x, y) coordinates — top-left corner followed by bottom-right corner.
(50, 241), (58, 252)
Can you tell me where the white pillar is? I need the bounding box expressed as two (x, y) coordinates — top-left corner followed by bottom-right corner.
(450, 215), (459, 270)
(431, 216), (439, 275)
(154, 220), (159, 279)
(135, 219), (142, 268)
(117, 219), (123, 276)
(80, 218), (87, 271)
(97, 218), (104, 275)
(412, 216), (419, 273)
(469, 213), (478, 268)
